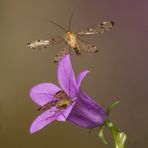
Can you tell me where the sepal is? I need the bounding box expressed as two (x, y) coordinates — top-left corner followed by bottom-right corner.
(98, 125), (108, 144)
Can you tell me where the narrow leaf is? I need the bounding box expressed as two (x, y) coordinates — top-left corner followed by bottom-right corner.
(106, 101), (119, 115)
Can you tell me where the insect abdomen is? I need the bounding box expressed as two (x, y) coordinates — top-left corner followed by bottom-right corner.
(73, 47), (80, 55)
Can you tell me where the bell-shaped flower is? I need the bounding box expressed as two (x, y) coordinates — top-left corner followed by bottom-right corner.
(29, 54), (106, 133)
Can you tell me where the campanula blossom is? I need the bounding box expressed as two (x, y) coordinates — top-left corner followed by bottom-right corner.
(29, 54), (106, 133)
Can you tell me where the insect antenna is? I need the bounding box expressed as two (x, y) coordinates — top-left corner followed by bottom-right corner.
(68, 9), (76, 31)
(46, 19), (67, 32)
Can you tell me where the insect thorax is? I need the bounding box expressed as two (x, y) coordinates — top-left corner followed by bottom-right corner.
(54, 90), (72, 109)
(56, 98), (72, 109)
(64, 32), (77, 48)
(64, 32), (80, 55)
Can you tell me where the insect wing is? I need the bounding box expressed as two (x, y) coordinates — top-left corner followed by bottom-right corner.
(77, 37), (98, 54)
(54, 90), (65, 99)
(38, 102), (51, 111)
(54, 46), (69, 63)
(27, 36), (63, 49)
(38, 101), (58, 111)
(77, 21), (114, 35)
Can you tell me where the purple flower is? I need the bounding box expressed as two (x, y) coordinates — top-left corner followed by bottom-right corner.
(29, 54), (106, 133)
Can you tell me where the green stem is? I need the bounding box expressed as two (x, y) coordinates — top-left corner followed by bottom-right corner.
(108, 123), (120, 148)
(105, 120), (126, 148)
(98, 101), (127, 148)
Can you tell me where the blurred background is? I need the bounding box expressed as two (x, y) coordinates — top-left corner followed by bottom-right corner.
(0, 0), (148, 147)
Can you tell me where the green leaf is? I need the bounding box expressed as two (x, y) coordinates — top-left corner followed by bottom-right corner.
(98, 126), (108, 144)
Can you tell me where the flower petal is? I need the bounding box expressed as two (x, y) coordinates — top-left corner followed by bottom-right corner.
(29, 83), (61, 106)
(58, 54), (77, 98)
(67, 111), (99, 128)
(76, 70), (90, 90)
(56, 99), (76, 121)
(67, 90), (106, 128)
(30, 108), (59, 133)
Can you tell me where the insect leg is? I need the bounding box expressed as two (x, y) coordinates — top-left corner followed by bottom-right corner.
(54, 44), (69, 63)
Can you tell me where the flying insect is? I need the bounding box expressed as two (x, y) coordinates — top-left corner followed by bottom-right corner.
(27, 14), (114, 62)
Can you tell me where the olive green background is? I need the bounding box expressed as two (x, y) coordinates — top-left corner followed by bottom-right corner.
(0, 0), (147, 147)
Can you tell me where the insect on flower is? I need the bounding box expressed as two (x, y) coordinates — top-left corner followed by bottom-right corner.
(27, 13), (114, 62)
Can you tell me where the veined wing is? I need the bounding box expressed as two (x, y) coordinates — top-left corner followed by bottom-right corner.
(77, 37), (98, 54)
(27, 36), (64, 49)
(77, 21), (114, 35)
(54, 46), (69, 63)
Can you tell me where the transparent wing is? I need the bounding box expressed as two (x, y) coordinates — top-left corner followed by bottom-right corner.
(27, 36), (64, 49)
(54, 46), (69, 63)
(77, 21), (114, 36)
(77, 37), (98, 54)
